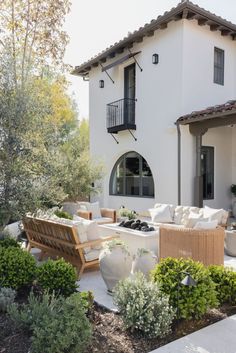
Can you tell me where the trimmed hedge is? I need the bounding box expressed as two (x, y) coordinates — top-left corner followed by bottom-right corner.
(0, 246), (36, 289)
(208, 265), (236, 305)
(151, 257), (218, 319)
(37, 258), (77, 296)
(0, 238), (20, 249)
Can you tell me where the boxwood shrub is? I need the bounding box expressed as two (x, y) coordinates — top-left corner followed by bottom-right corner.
(0, 237), (20, 249)
(151, 257), (218, 319)
(0, 246), (36, 289)
(36, 258), (77, 296)
(208, 265), (236, 305)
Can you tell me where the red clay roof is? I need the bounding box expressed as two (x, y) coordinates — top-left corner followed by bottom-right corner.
(72, 0), (236, 76)
(177, 100), (236, 124)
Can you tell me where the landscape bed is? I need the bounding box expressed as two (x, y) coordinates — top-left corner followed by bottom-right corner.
(1, 298), (236, 353)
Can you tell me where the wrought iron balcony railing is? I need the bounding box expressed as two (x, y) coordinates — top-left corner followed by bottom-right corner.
(106, 98), (136, 133)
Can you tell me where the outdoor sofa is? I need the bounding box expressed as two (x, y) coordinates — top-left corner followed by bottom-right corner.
(23, 216), (116, 276)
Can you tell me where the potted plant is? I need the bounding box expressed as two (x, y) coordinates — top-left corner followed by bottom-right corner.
(99, 239), (132, 293)
(231, 184), (236, 218)
(132, 248), (157, 277)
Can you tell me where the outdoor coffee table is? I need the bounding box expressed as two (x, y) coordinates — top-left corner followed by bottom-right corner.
(98, 223), (159, 256)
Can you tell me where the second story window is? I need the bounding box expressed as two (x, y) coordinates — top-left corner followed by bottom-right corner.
(214, 47), (224, 85)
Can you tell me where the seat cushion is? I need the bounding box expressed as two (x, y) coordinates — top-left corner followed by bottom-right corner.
(93, 217), (113, 224)
(184, 212), (209, 228)
(84, 249), (100, 262)
(203, 206), (224, 225)
(193, 220), (218, 230)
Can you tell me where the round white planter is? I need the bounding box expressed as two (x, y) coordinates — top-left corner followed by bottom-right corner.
(132, 250), (157, 277)
(99, 244), (132, 293)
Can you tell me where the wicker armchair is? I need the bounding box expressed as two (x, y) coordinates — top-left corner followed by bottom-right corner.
(159, 225), (225, 265)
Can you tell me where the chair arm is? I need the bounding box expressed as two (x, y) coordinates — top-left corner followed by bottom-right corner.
(100, 208), (117, 222)
(75, 235), (118, 249)
(77, 210), (92, 220)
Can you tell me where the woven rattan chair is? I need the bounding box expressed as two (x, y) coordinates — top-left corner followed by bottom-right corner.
(159, 225), (225, 265)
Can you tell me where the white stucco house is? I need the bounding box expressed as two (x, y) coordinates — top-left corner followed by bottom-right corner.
(73, 0), (236, 213)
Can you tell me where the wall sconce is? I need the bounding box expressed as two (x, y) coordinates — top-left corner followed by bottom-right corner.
(99, 80), (104, 88)
(152, 53), (159, 64)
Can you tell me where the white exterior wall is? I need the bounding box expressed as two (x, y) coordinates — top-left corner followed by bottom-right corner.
(89, 21), (184, 212)
(181, 19), (236, 208)
(89, 18), (236, 212)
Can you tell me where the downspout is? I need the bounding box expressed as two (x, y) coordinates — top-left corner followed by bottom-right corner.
(176, 122), (181, 205)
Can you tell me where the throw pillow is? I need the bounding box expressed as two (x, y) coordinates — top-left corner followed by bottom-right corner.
(88, 202), (102, 219)
(73, 215), (101, 250)
(149, 205), (172, 223)
(193, 220), (218, 230)
(203, 206), (223, 225)
(184, 212), (208, 228)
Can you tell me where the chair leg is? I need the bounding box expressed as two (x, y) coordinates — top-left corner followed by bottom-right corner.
(78, 264), (85, 278)
(38, 250), (46, 261)
(26, 243), (31, 252)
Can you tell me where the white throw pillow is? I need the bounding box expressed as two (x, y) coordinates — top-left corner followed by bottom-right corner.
(73, 215), (101, 250)
(149, 205), (172, 223)
(184, 212), (208, 228)
(193, 220), (218, 230)
(203, 206), (223, 225)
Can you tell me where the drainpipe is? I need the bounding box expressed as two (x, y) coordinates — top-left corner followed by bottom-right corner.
(176, 122), (181, 206)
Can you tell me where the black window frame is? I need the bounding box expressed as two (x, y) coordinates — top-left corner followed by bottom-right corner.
(201, 146), (214, 200)
(214, 47), (224, 86)
(109, 151), (154, 198)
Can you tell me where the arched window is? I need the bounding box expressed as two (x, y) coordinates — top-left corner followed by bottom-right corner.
(110, 152), (154, 197)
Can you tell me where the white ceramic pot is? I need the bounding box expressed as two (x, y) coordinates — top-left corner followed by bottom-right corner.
(99, 244), (132, 292)
(232, 200), (236, 218)
(132, 249), (158, 277)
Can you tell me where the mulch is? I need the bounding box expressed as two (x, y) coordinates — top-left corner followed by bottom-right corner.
(1, 300), (236, 353)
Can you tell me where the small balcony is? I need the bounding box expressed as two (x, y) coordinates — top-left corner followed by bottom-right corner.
(106, 98), (136, 133)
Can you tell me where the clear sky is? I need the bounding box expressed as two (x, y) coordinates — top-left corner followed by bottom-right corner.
(64, 0), (236, 119)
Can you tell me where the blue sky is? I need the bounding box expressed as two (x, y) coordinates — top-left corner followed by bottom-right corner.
(64, 0), (236, 118)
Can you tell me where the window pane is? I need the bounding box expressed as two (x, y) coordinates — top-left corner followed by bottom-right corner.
(111, 159), (124, 195)
(142, 159), (154, 196)
(201, 146), (214, 200)
(125, 154), (140, 195)
(214, 48), (224, 85)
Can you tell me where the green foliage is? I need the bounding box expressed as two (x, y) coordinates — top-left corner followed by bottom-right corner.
(113, 272), (174, 338)
(119, 207), (136, 220)
(9, 291), (92, 353)
(37, 258), (77, 296)
(80, 291), (94, 312)
(54, 209), (72, 220)
(151, 258), (218, 319)
(0, 237), (20, 249)
(0, 247), (36, 289)
(0, 287), (16, 312)
(208, 265), (236, 305)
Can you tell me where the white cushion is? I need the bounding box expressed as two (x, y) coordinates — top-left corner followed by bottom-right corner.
(62, 202), (81, 216)
(193, 220), (218, 230)
(149, 205), (173, 223)
(93, 217), (113, 224)
(184, 212), (208, 228)
(203, 206), (223, 225)
(73, 215), (101, 250)
(174, 206), (201, 225)
(78, 201), (101, 219)
(84, 249), (100, 262)
(154, 204), (175, 219)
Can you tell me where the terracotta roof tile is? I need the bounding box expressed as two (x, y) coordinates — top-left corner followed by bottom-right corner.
(177, 100), (236, 124)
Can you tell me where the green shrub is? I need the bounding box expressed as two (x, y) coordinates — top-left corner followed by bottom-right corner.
(0, 287), (16, 312)
(37, 258), (77, 296)
(0, 246), (36, 289)
(9, 291), (92, 353)
(0, 237), (20, 248)
(151, 258), (218, 319)
(113, 272), (174, 338)
(54, 210), (73, 220)
(208, 265), (236, 305)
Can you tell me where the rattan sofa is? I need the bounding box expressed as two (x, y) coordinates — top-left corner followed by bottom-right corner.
(159, 225), (225, 265)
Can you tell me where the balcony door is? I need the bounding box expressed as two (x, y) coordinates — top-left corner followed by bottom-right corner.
(124, 63), (135, 125)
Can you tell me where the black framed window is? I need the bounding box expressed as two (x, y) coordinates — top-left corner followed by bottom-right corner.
(201, 146), (214, 200)
(110, 152), (154, 197)
(214, 47), (224, 85)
